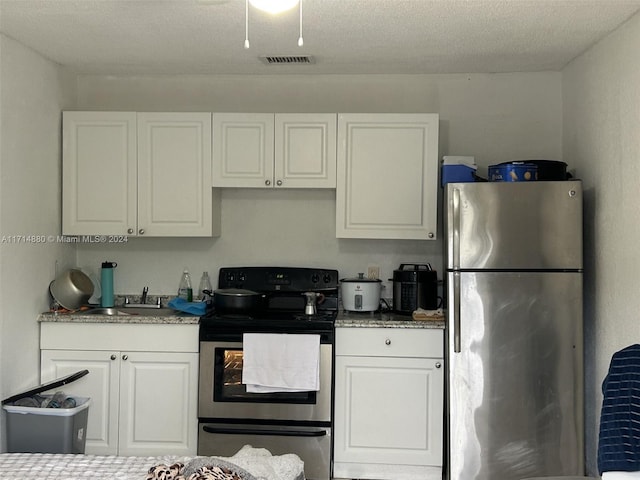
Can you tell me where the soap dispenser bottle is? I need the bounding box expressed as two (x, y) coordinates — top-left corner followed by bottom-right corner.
(100, 262), (117, 307)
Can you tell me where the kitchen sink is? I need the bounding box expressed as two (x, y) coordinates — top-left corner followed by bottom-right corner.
(82, 307), (128, 315)
(81, 307), (178, 316)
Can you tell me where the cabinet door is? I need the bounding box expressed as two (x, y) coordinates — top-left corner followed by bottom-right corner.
(334, 355), (444, 468)
(336, 113), (439, 239)
(118, 351), (198, 456)
(274, 114), (337, 188)
(137, 113), (216, 237)
(212, 113), (274, 187)
(41, 349), (120, 455)
(62, 112), (137, 235)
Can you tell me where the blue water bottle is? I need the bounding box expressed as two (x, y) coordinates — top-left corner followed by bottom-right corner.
(100, 262), (117, 307)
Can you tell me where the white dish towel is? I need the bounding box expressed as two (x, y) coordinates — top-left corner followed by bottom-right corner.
(242, 333), (320, 393)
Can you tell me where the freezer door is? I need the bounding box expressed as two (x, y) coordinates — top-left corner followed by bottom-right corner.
(446, 271), (583, 480)
(445, 181), (583, 270)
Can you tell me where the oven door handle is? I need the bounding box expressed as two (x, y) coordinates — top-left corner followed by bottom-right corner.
(202, 425), (327, 437)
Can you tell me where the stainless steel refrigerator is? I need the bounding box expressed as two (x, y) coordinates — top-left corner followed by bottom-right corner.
(444, 180), (584, 480)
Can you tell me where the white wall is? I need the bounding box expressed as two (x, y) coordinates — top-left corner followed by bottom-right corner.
(0, 34), (76, 448)
(563, 10), (640, 475)
(74, 72), (563, 297)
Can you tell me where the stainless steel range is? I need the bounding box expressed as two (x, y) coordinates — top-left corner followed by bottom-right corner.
(198, 266), (339, 480)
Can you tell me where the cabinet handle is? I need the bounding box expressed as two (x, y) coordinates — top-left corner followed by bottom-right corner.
(428, 232), (435, 239)
(276, 180), (283, 186)
(138, 229), (145, 235)
(122, 354), (128, 361)
(435, 362), (442, 369)
(127, 228), (134, 234)
(110, 354), (117, 361)
(265, 179), (271, 186)
(385, 339), (391, 345)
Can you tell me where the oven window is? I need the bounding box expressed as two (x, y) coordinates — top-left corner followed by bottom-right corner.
(214, 347), (316, 404)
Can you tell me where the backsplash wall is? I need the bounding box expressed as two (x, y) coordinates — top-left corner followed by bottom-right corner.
(75, 72), (563, 298)
(76, 188), (443, 298)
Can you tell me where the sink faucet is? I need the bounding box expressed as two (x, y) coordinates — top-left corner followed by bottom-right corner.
(123, 287), (161, 308)
(141, 286), (148, 304)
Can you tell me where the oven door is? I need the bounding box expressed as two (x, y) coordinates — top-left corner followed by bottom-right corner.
(198, 341), (332, 422)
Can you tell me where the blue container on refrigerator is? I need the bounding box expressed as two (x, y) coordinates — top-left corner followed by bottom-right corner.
(441, 156), (477, 186)
(488, 162), (538, 182)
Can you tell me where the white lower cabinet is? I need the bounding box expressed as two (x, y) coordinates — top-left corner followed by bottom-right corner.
(333, 327), (444, 480)
(40, 323), (199, 456)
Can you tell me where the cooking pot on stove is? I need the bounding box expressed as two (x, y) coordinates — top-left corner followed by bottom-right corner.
(392, 264), (439, 315)
(340, 274), (381, 312)
(213, 288), (265, 313)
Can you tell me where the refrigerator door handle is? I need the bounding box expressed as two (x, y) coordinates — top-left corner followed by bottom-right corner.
(453, 271), (461, 353)
(452, 187), (461, 269)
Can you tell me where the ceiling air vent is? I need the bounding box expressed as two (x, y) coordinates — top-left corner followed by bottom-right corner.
(259, 55), (315, 65)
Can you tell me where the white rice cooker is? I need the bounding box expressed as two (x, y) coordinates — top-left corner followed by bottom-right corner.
(340, 274), (382, 311)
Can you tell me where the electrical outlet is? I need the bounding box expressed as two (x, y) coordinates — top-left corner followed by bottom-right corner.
(367, 266), (380, 279)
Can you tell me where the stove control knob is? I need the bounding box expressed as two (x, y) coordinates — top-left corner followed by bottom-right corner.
(239, 273), (246, 282)
(311, 274), (320, 284)
(323, 274), (332, 284)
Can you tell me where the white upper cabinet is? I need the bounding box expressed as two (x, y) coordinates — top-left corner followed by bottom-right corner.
(275, 114), (337, 188)
(137, 113), (214, 236)
(336, 113), (439, 240)
(63, 112), (137, 236)
(212, 113), (274, 188)
(63, 111), (219, 237)
(212, 113), (337, 188)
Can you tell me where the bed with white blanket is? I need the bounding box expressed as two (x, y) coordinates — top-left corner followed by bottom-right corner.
(0, 445), (305, 480)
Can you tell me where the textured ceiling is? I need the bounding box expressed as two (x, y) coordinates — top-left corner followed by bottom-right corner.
(1, 0), (640, 75)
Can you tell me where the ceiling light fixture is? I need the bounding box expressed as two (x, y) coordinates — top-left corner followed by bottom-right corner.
(244, 0), (303, 49)
(249, 0), (299, 14)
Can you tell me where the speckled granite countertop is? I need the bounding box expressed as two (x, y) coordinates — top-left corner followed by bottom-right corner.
(38, 311), (200, 324)
(336, 310), (445, 329)
(39, 309), (444, 328)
